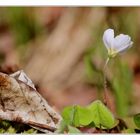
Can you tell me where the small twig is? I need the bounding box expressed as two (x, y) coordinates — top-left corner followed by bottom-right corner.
(27, 121), (56, 132)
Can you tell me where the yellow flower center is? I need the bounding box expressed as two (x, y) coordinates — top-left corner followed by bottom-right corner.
(107, 48), (117, 58)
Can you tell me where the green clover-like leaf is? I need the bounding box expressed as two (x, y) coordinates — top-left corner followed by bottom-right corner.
(87, 100), (115, 129)
(62, 105), (93, 127)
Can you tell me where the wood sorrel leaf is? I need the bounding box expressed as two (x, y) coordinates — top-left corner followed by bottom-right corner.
(62, 105), (93, 127)
(62, 106), (78, 126)
(75, 106), (93, 126)
(133, 113), (140, 128)
(87, 100), (115, 129)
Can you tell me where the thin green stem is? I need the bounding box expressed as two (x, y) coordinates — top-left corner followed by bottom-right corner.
(103, 57), (112, 110)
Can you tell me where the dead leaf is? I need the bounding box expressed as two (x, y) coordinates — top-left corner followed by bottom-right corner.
(0, 70), (62, 133)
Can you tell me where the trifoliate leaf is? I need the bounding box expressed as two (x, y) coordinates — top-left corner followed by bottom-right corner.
(87, 100), (115, 129)
(62, 105), (93, 127)
(75, 106), (93, 126)
(62, 106), (78, 126)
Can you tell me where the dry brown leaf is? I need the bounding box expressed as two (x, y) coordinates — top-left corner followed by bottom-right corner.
(0, 70), (62, 133)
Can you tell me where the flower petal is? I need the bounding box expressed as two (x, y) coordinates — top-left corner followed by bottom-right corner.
(117, 41), (133, 54)
(103, 29), (114, 49)
(113, 34), (133, 53)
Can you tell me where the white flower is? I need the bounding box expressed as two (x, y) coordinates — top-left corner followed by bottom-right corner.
(103, 28), (133, 58)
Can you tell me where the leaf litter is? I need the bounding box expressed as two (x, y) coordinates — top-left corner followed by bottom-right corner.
(0, 70), (62, 133)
